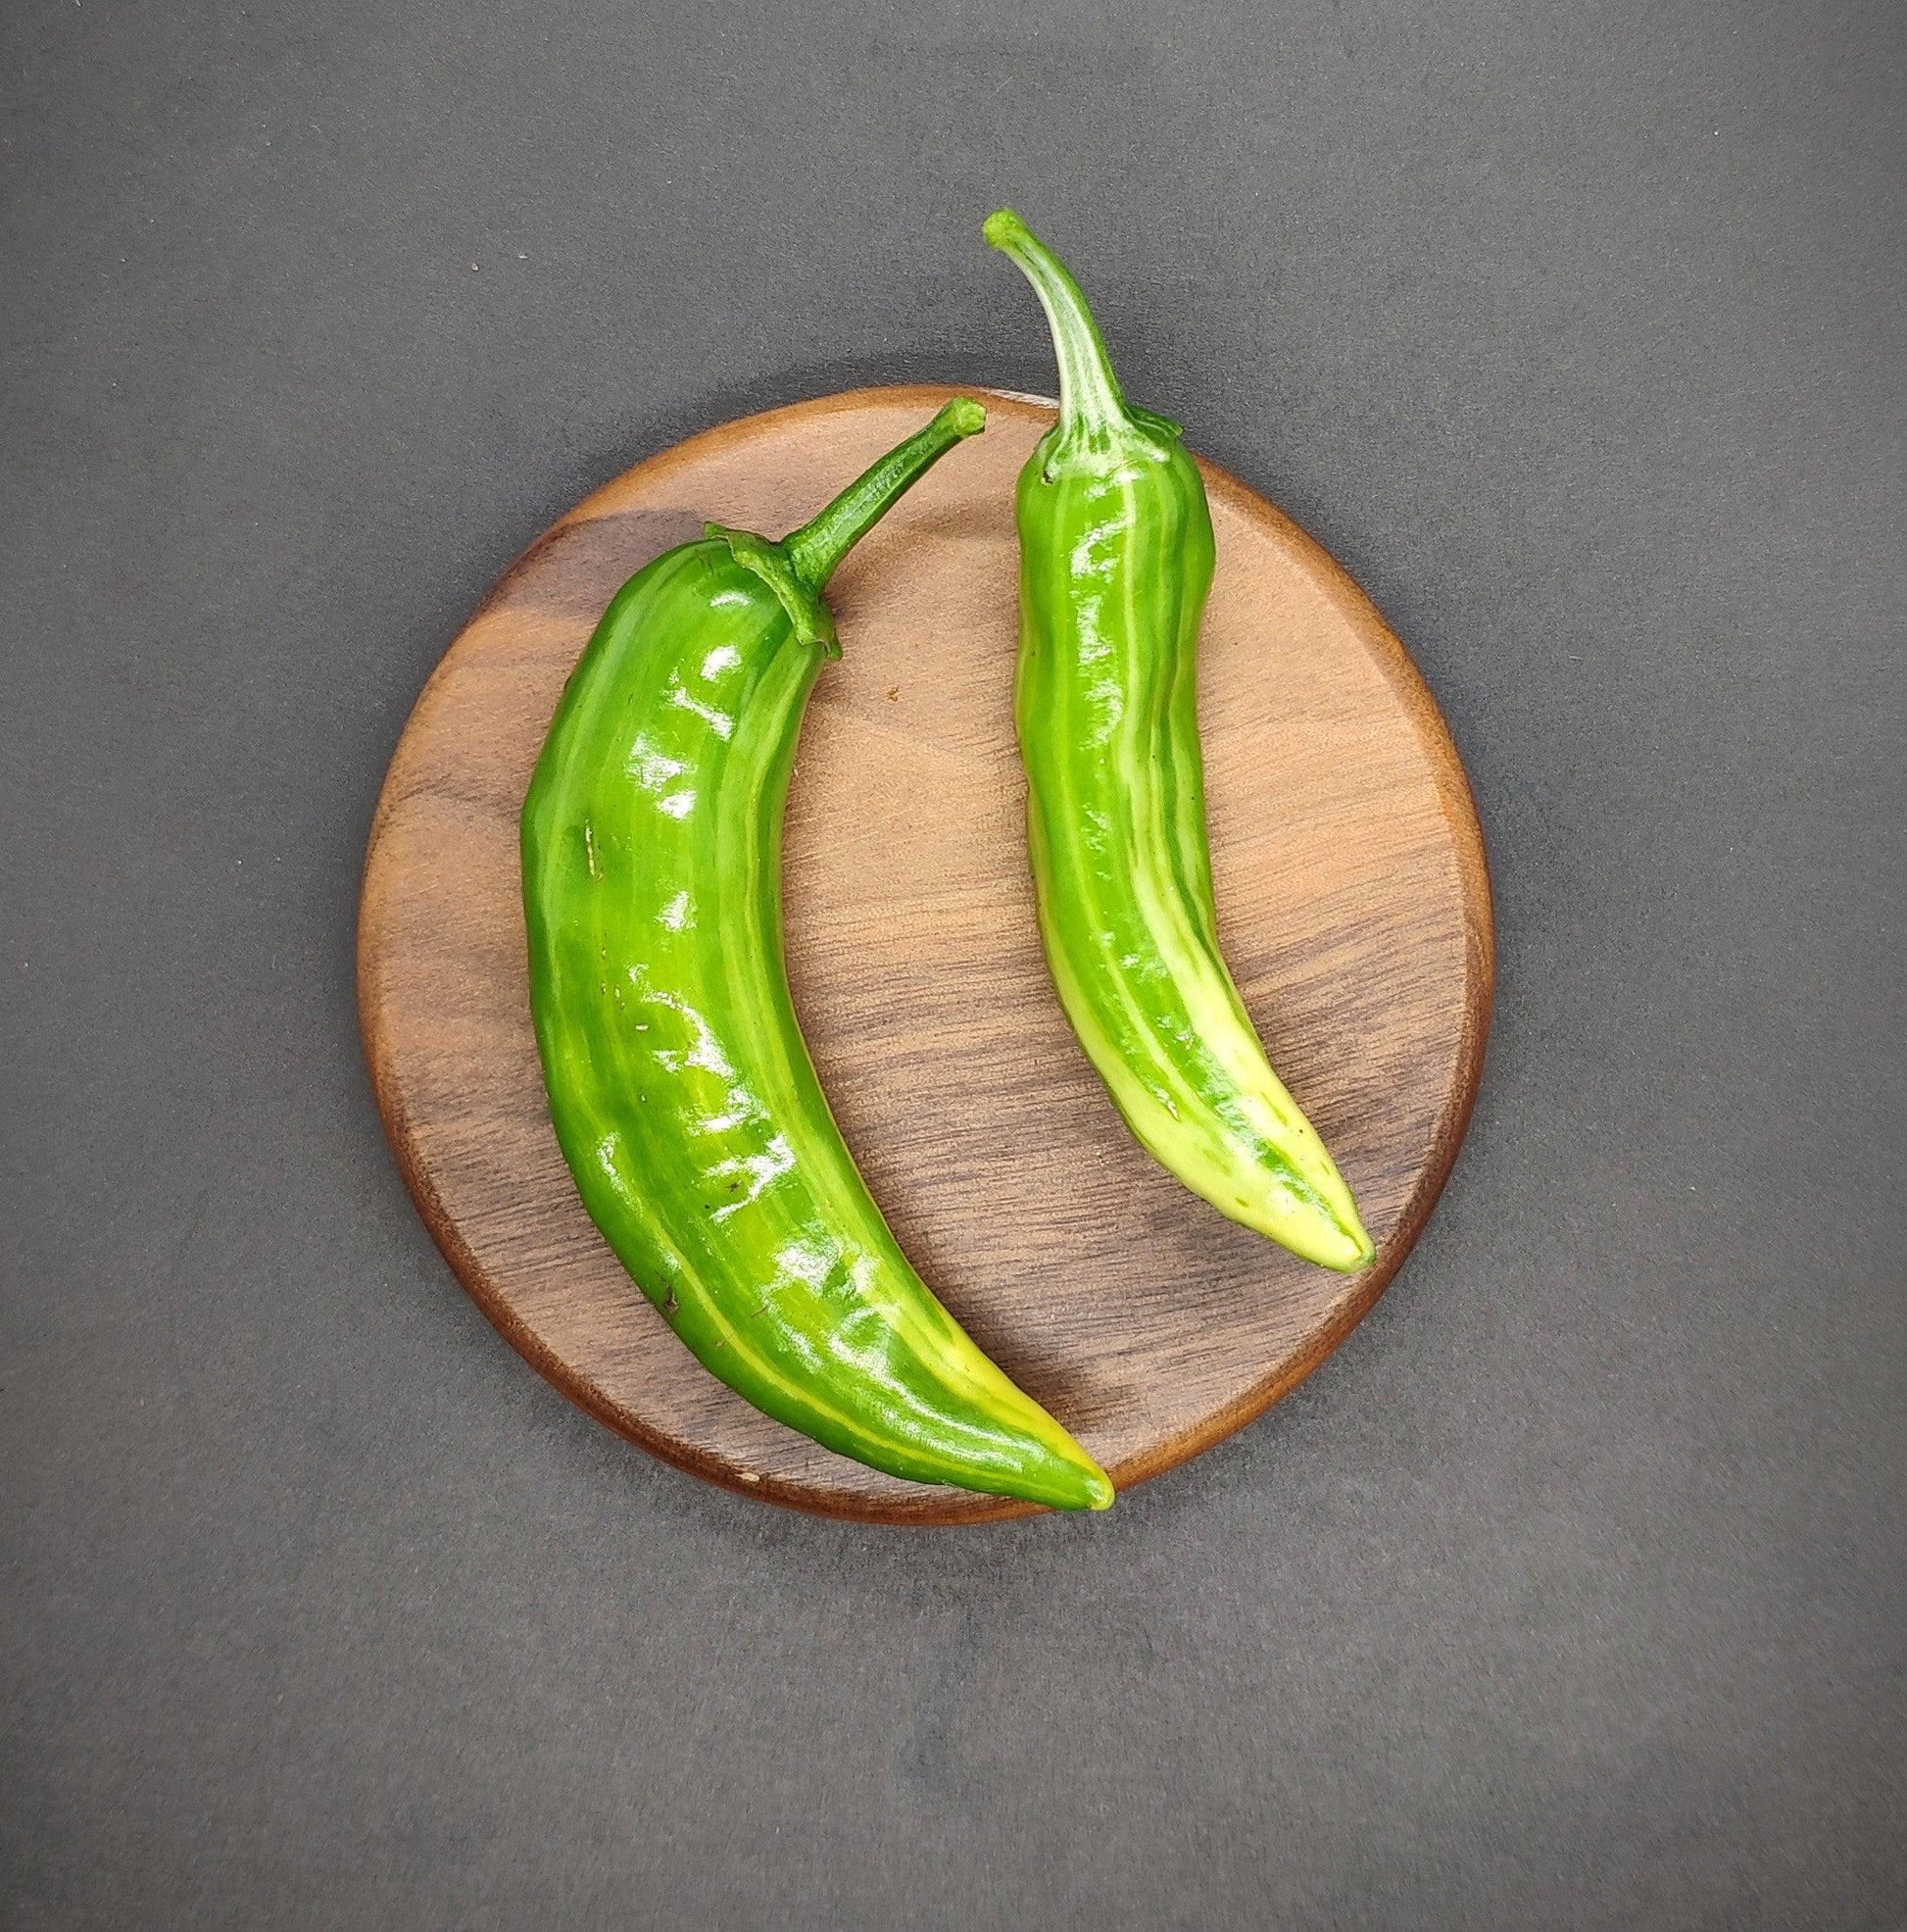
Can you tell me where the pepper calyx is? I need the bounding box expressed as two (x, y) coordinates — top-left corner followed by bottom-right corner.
(704, 523), (842, 659)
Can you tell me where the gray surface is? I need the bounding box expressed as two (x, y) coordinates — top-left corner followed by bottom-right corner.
(3, 0), (1902, 1925)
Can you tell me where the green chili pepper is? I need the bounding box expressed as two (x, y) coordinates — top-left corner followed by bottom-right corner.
(521, 400), (1113, 1511)
(985, 210), (1375, 1272)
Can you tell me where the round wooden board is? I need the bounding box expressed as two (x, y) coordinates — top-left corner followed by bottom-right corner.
(359, 385), (1492, 1525)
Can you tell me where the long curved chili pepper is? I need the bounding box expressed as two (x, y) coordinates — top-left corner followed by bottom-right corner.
(985, 211), (1375, 1272)
(522, 399), (1113, 1510)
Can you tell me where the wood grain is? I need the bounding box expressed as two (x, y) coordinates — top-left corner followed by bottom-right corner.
(358, 385), (1493, 1525)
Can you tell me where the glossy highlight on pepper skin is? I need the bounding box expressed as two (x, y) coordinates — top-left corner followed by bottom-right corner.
(985, 210), (1375, 1272)
(521, 400), (1113, 1511)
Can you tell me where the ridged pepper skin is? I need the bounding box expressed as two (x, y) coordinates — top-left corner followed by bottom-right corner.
(521, 401), (1113, 1511)
(985, 211), (1375, 1272)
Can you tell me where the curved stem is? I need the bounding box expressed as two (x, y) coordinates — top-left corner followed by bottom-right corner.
(785, 398), (986, 590)
(983, 208), (1131, 436)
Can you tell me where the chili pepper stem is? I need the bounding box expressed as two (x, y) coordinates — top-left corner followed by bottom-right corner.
(983, 208), (1132, 437)
(784, 397), (986, 591)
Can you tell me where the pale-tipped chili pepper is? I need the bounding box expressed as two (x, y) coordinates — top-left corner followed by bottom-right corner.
(985, 211), (1374, 1271)
(521, 400), (1113, 1510)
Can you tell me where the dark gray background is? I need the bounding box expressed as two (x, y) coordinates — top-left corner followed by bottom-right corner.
(4, 0), (1902, 1925)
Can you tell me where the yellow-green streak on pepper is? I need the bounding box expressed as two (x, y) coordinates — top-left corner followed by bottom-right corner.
(522, 400), (1112, 1511)
(985, 211), (1375, 1272)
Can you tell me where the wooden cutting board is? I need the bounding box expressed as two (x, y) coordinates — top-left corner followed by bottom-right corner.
(358, 385), (1492, 1525)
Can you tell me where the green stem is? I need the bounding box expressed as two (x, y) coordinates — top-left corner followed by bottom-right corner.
(785, 397), (986, 590)
(983, 208), (1131, 436)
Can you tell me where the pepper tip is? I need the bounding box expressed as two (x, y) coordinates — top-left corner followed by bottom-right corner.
(1328, 1224), (1378, 1273)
